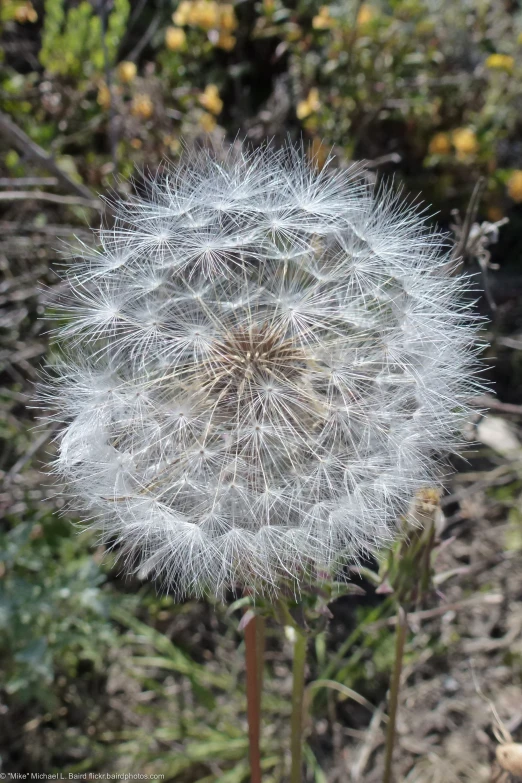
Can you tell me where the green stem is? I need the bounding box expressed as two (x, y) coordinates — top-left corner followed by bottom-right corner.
(290, 628), (307, 783)
(383, 606), (408, 783)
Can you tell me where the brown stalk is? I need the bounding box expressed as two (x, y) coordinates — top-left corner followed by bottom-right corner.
(245, 613), (264, 783)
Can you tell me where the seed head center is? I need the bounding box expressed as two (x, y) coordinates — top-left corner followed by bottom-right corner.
(204, 324), (304, 393)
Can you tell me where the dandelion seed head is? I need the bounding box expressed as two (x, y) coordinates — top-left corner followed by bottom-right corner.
(42, 142), (483, 598)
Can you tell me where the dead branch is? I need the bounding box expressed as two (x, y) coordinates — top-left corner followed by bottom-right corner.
(0, 190), (101, 210)
(0, 111), (94, 200)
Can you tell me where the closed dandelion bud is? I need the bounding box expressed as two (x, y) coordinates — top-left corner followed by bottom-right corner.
(496, 743), (522, 776)
(41, 143), (483, 598)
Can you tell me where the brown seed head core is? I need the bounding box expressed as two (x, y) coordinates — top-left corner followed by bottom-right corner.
(202, 324), (306, 395)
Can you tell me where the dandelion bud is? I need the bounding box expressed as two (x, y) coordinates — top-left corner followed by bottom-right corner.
(42, 143), (483, 597)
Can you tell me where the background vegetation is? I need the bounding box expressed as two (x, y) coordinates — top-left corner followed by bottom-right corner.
(1, 1), (522, 780)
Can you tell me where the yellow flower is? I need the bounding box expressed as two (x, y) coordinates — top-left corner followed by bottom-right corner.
(190, 0), (220, 30)
(199, 84), (223, 115)
(312, 6), (335, 30)
(485, 53), (514, 73)
(357, 4), (375, 25)
(130, 138), (143, 149)
(117, 61), (137, 84)
(14, 2), (38, 23)
(296, 88), (321, 120)
(165, 26), (186, 50)
(131, 94), (154, 120)
(216, 31), (236, 50)
(173, 1), (193, 26)
(507, 170), (522, 203)
(428, 132), (451, 155)
(219, 4), (238, 32)
(452, 127), (479, 158)
(97, 83), (112, 110)
(199, 112), (217, 132)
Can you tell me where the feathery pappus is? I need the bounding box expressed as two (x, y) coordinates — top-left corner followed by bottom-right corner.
(40, 142), (484, 597)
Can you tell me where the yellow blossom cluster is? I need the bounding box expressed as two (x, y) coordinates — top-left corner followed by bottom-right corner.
(507, 171), (522, 203)
(172, 1), (238, 49)
(215, 30), (236, 50)
(428, 132), (451, 155)
(356, 4), (375, 25)
(131, 94), (154, 120)
(485, 53), (514, 73)
(312, 3), (374, 30)
(312, 6), (335, 30)
(198, 84), (223, 115)
(117, 61), (137, 84)
(199, 112), (217, 132)
(452, 127), (479, 158)
(296, 88), (320, 120)
(165, 26), (187, 51)
(13, 1), (37, 23)
(427, 128), (479, 161)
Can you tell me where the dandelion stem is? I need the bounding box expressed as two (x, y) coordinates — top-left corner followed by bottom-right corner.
(256, 615), (266, 695)
(245, 613), (263, 783)
(290, 627), (307, 783)
(383, 606), (408, 783)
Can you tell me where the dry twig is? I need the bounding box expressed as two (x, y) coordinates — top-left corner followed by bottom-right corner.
(0, 111), (93, 200)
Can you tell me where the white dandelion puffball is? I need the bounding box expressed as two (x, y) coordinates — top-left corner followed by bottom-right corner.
(45, 143), (481, 597)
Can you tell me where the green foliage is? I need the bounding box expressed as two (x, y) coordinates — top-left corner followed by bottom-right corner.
(2, 0), (522, 212)
(39, 0), (130, 77)
(0, 510), (119, 708)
